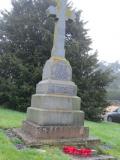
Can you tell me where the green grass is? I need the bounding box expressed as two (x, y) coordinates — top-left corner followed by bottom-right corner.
(0, 107), (120, 159)
(85, 121), (120, 158)
(0, 107), (70, 160)
(0, 107), (26, 128)
(0, 131), (70, 160)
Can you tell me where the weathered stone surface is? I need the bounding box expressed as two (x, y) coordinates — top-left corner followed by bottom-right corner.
(42, 57), (72, 81)
(15, 56), (87, 146)
(71, 155), (116, 160)
(36, 80), (77, 96)
(31, 94), (81, 110)
(13, 128), (100, 147)
(22, 121), (89, 139)
(27, 108), (84, 126)
(18, 57), (87, 144)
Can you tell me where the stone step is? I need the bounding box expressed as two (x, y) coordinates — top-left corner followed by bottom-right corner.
(13, 128), (100, 147)
(70, 155), (117, 160)
(22, 121), (89, 139)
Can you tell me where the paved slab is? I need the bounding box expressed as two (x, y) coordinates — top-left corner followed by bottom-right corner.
(71, 155), (117, 160)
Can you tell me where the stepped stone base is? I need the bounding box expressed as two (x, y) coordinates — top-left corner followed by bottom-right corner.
(14, 57), (100, 147)
(27, 94), (83, 126)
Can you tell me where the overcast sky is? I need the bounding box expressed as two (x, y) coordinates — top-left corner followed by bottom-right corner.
(0, 0), (120, 63)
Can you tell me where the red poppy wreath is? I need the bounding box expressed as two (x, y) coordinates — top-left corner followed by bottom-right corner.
(63, 146), (94, 157)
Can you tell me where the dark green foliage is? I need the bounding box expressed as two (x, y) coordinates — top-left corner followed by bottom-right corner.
(0, 0), (112, 120)
(0, 0), (54, 111)
(0, 53), (34, 111)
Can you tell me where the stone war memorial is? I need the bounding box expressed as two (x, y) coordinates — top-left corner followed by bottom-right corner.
(13, 2), (115, 160)
(14, 0), (99, 146)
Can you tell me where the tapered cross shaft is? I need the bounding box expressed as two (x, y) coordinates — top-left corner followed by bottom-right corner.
(47, 0), (75, 58)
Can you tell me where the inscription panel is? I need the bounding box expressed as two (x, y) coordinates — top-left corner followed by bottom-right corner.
(48, 85), (76, 96)
(36, 82), (77, 96)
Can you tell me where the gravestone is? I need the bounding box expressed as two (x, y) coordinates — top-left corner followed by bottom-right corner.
(14, 0), (99, 146)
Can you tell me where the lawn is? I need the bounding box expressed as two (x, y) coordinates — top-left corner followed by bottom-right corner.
(0, 107), (120, 159)
(0, 107), (26, 128)
(85, 121), (120, 158)
(0, 107), (70, 160)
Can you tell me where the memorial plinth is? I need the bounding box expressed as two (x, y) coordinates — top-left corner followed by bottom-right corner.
(14, 56), (91, 146)
(26, 57), (84, 126)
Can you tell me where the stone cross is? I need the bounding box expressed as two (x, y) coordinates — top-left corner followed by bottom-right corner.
(47, 0), (75, 58)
